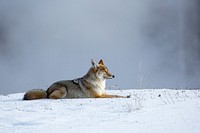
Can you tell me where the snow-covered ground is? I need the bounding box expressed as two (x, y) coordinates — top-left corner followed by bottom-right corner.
(0, 89), (200, 133)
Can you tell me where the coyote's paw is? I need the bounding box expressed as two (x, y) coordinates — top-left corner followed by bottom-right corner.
(127, 95), (131, 98)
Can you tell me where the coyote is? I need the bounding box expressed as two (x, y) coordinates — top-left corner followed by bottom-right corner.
(23, 59), (129, 100)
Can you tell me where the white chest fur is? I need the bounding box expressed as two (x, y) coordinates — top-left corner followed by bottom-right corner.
(79, 78), (106, 97)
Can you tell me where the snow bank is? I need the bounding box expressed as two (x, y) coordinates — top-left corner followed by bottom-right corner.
(0, 89), (200, 133)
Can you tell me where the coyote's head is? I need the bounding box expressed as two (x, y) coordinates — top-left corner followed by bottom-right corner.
(89, 59), (115, 80)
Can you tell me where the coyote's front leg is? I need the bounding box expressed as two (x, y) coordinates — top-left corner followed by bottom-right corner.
(96, 94), (130, 98)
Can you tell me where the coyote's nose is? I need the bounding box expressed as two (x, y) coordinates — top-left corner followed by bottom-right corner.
(112, 75), (115, 78)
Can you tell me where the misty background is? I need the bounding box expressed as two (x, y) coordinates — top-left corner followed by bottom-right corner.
(0, 0), (200, 95)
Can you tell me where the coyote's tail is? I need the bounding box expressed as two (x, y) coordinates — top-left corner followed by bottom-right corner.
(23, 89), (47, 100)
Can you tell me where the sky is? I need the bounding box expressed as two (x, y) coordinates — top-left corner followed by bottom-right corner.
(0, 0), (200, 95)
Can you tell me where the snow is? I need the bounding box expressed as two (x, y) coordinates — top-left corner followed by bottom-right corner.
(0, 89), (200, 133)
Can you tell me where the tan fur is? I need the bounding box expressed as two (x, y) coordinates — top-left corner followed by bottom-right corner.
(23, 59), (129, 100)
(48, 87), (67, 99)
(23, 89), (47, 100)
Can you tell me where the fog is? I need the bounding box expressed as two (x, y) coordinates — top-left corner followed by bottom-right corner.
(0, 0), (200, 95)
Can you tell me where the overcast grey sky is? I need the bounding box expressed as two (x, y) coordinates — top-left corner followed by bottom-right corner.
(0, 0), (200, 95)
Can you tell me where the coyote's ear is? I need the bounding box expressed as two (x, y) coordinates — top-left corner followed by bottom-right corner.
(91, 59), (99, 68)
(98, 59), (104, 65)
